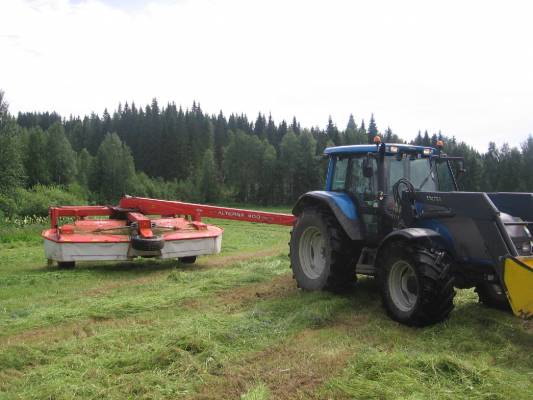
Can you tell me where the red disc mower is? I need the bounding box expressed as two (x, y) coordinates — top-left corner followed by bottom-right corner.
(43, 196), (295, 268)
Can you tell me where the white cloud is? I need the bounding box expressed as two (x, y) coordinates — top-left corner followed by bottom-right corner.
(1, 0), (532, 151)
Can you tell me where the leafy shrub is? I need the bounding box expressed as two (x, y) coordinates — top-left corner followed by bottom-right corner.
(1, 185), (87, 217)
(0, 193), (17, 217)
(127, 173), (201, 203)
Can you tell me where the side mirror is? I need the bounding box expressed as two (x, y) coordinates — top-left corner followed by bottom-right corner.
(362, 157), (374, 178)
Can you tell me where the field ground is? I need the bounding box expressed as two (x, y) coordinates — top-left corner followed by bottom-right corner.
(0, 214), (532, 399)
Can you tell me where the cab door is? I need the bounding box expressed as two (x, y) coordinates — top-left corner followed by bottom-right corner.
(330, 155), (380, 243)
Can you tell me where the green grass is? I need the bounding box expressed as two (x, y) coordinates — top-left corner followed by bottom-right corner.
(0, 213), (532, 399)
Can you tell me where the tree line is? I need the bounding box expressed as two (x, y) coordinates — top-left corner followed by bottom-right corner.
(0, 89), (532, 216)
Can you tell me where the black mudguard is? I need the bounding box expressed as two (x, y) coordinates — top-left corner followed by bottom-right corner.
(292, 191), (363, 240)
(378, 228), (451, 255)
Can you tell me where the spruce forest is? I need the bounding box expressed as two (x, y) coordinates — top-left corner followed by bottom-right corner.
(1, 89), (532, 217)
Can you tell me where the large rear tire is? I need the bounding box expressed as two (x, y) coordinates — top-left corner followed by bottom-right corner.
(289, 208), (357, 292)
(475, 282), (511, 311)
(379, 242), (455, 326)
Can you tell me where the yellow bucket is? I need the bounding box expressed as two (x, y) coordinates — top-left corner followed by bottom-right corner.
(503, 256), (533, 318)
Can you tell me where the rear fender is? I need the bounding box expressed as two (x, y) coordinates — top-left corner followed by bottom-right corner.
(292, 191), (363, 240)
(377, 228), (454, 264)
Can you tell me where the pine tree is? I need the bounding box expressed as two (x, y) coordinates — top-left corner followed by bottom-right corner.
(0, 121), (25, 194)
(367, 114), (378, 143)
(87, 112), (103, 155)
(258, 143), (277, 204)
(224, 130), (264, 202)
(143, 99), (163, 176)
(102, 108), (111, 136)
(159, 103), (181, 180)
(521, 135), (533, 191)
(384, 127), (393, 142)
(422, 130), (431, 146)
(266, 113), (277, 147)
(344, 114), (358, 144)
(46, 123), (77, 185)
(276, 120), (288, 149)
(279, 130), (300, 201)
(197, 149), (220, 202)
(326, 116), (340, 145)
(76, 148), (93, 187)
(25, 127), (50, 186)
(90, 133), (136, 202)
(346, 114), (357, 131)
(253, 113), (266, 139)
(414, 130), (423, 145)
(214, 111), (229, 179)
(290, 116), (301, 135)
(0, 90), (10, 132)
(295, 130), (319, 199)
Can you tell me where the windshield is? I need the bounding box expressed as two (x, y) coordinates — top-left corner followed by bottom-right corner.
(385, 156), (455, 192)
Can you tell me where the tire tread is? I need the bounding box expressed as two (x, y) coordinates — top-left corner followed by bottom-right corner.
(380, 241), (456, 326)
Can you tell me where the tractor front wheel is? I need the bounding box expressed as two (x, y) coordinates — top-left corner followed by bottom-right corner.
(290, 208), (356, 292)
(379, 242), (455, 326)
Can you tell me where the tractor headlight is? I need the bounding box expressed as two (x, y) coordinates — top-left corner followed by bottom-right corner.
(423, 148), (432, 155)
(389, 146), (399, 153)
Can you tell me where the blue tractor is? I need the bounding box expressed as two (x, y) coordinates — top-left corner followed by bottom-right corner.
(290, 139), (533, 326)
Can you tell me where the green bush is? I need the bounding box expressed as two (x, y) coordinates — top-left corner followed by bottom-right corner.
(0, 193), (17, 216)
(127, 173), (201, 203)
(1, 185), (88, 217)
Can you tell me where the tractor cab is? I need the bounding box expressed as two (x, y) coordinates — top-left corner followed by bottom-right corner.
(325, 141), (459, 198)
(323, 141), (462, 241)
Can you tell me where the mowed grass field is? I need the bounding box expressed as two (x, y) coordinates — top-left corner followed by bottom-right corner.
(1, 213), (532, 399)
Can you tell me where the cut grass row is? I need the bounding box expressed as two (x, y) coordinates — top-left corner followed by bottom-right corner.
(0, 217), (532, 399)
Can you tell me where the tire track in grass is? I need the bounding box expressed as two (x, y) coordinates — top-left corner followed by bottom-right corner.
(0, 317), (154, 348)
(196, 330), (353, 400)
(189, 277), (373, 399)
(193, 314), (370, 400)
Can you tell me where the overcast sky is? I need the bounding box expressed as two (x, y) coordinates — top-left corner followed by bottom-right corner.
(1, 0), (532, 151)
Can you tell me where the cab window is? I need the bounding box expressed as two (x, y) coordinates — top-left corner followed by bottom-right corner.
(331, 157), (348, 190)
(410, 158), (436, 191)
(331, 155), (376, 200)
(436, 161), (456, 191)
(346, 157), (376, 200)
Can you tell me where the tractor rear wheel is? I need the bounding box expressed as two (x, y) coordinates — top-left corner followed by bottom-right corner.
(475, 282), (511, 311)
(289, 208), (357, 292)
(379, 242), (455, 326)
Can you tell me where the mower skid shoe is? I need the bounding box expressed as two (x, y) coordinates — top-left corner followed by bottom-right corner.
(503, 256), (533, 319)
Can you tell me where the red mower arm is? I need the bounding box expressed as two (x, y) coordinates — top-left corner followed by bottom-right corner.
(49, 206), (113, 229)
(118, 196), (296, 226)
